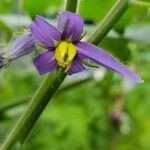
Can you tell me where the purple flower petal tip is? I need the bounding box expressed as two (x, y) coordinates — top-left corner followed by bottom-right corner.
(67, 57), (86, 75)
(30, 16), (61, 48)
(10, 33), (36, 59)
(137, 78), (144, 84)
(34, 16), (61, 40)
(58, 11), (84, 42)
(77, 42), (143, 83)
(33, 51), (57, 75)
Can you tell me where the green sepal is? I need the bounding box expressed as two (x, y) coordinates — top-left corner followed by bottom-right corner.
(81, 59), (99, 68)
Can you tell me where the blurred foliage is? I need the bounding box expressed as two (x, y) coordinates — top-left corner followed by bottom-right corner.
(0, 0), (150, 150)
(22, 0), (62, 19)
(79, 0), (149, 33)
(0, 0), (16, 13)
(100, 37), (131, 61)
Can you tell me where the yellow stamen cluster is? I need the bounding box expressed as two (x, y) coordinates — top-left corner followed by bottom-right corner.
(54, 41), (76, 70)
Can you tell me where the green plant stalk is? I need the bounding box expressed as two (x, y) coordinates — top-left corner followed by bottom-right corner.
(1, 69), (67, 150)
(65, 0), (78, 12)
(1, 0), (131, 149)
(130, 0), (150, 8)
(0, 77), (92, 115)
(87, 0), (129, 44)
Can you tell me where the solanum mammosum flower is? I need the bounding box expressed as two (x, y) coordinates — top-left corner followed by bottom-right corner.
(0, 11), (143, 83)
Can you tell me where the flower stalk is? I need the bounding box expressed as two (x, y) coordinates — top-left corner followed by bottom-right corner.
(130, 0), (150, 8)
(0, 76), (92, 115)
(1, 0), (77, 149)
(65, 0), (78, 13)
(87, 0), (129, 44)
(1, 68), (66, 150)
(1, 0), (139, 149)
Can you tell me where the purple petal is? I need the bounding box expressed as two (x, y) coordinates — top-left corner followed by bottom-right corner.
(30, 16), (61, 48)
(77, 42), (143, 83)
(57, 11), (84, 42)
(67, 57), (85, 75)
(33, 50), (57, 75)
(10, 33), (36, 59)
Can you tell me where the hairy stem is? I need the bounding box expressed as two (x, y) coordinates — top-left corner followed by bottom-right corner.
(65, 0), (78, 12)
(130, 0), (150, 8)
(1, 0), (78, 149)
(87, 0), (129, 44)
(0, 77), (92, 115)
(1, 69), (66, 150)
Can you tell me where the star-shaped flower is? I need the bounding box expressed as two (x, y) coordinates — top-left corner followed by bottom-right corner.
(30, 11), (143, 83)
(0, 11), (143, 83)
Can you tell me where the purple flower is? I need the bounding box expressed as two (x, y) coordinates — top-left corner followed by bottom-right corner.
(10, 33), (36, 59)
(28, 11), (143, 83)
(0, 33), (36, 69)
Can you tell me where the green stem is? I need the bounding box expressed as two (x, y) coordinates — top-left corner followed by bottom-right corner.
(1, 69), (66, 150)
(0, 77), (92, 115)
(87, 0), (129, 44)
(1, 0), (78, 149)
(65, 0), (78, 12)
(1, 0), (131, 149)
(130, 0), (150, 8)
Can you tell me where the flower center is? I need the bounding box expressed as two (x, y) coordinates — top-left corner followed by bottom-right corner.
(54, 41), (76, 69)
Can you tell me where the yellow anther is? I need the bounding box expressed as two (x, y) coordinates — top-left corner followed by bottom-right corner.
(54, 41), (76, 69)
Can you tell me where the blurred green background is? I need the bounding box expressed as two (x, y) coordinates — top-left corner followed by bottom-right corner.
(0, 0), (150, 149)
